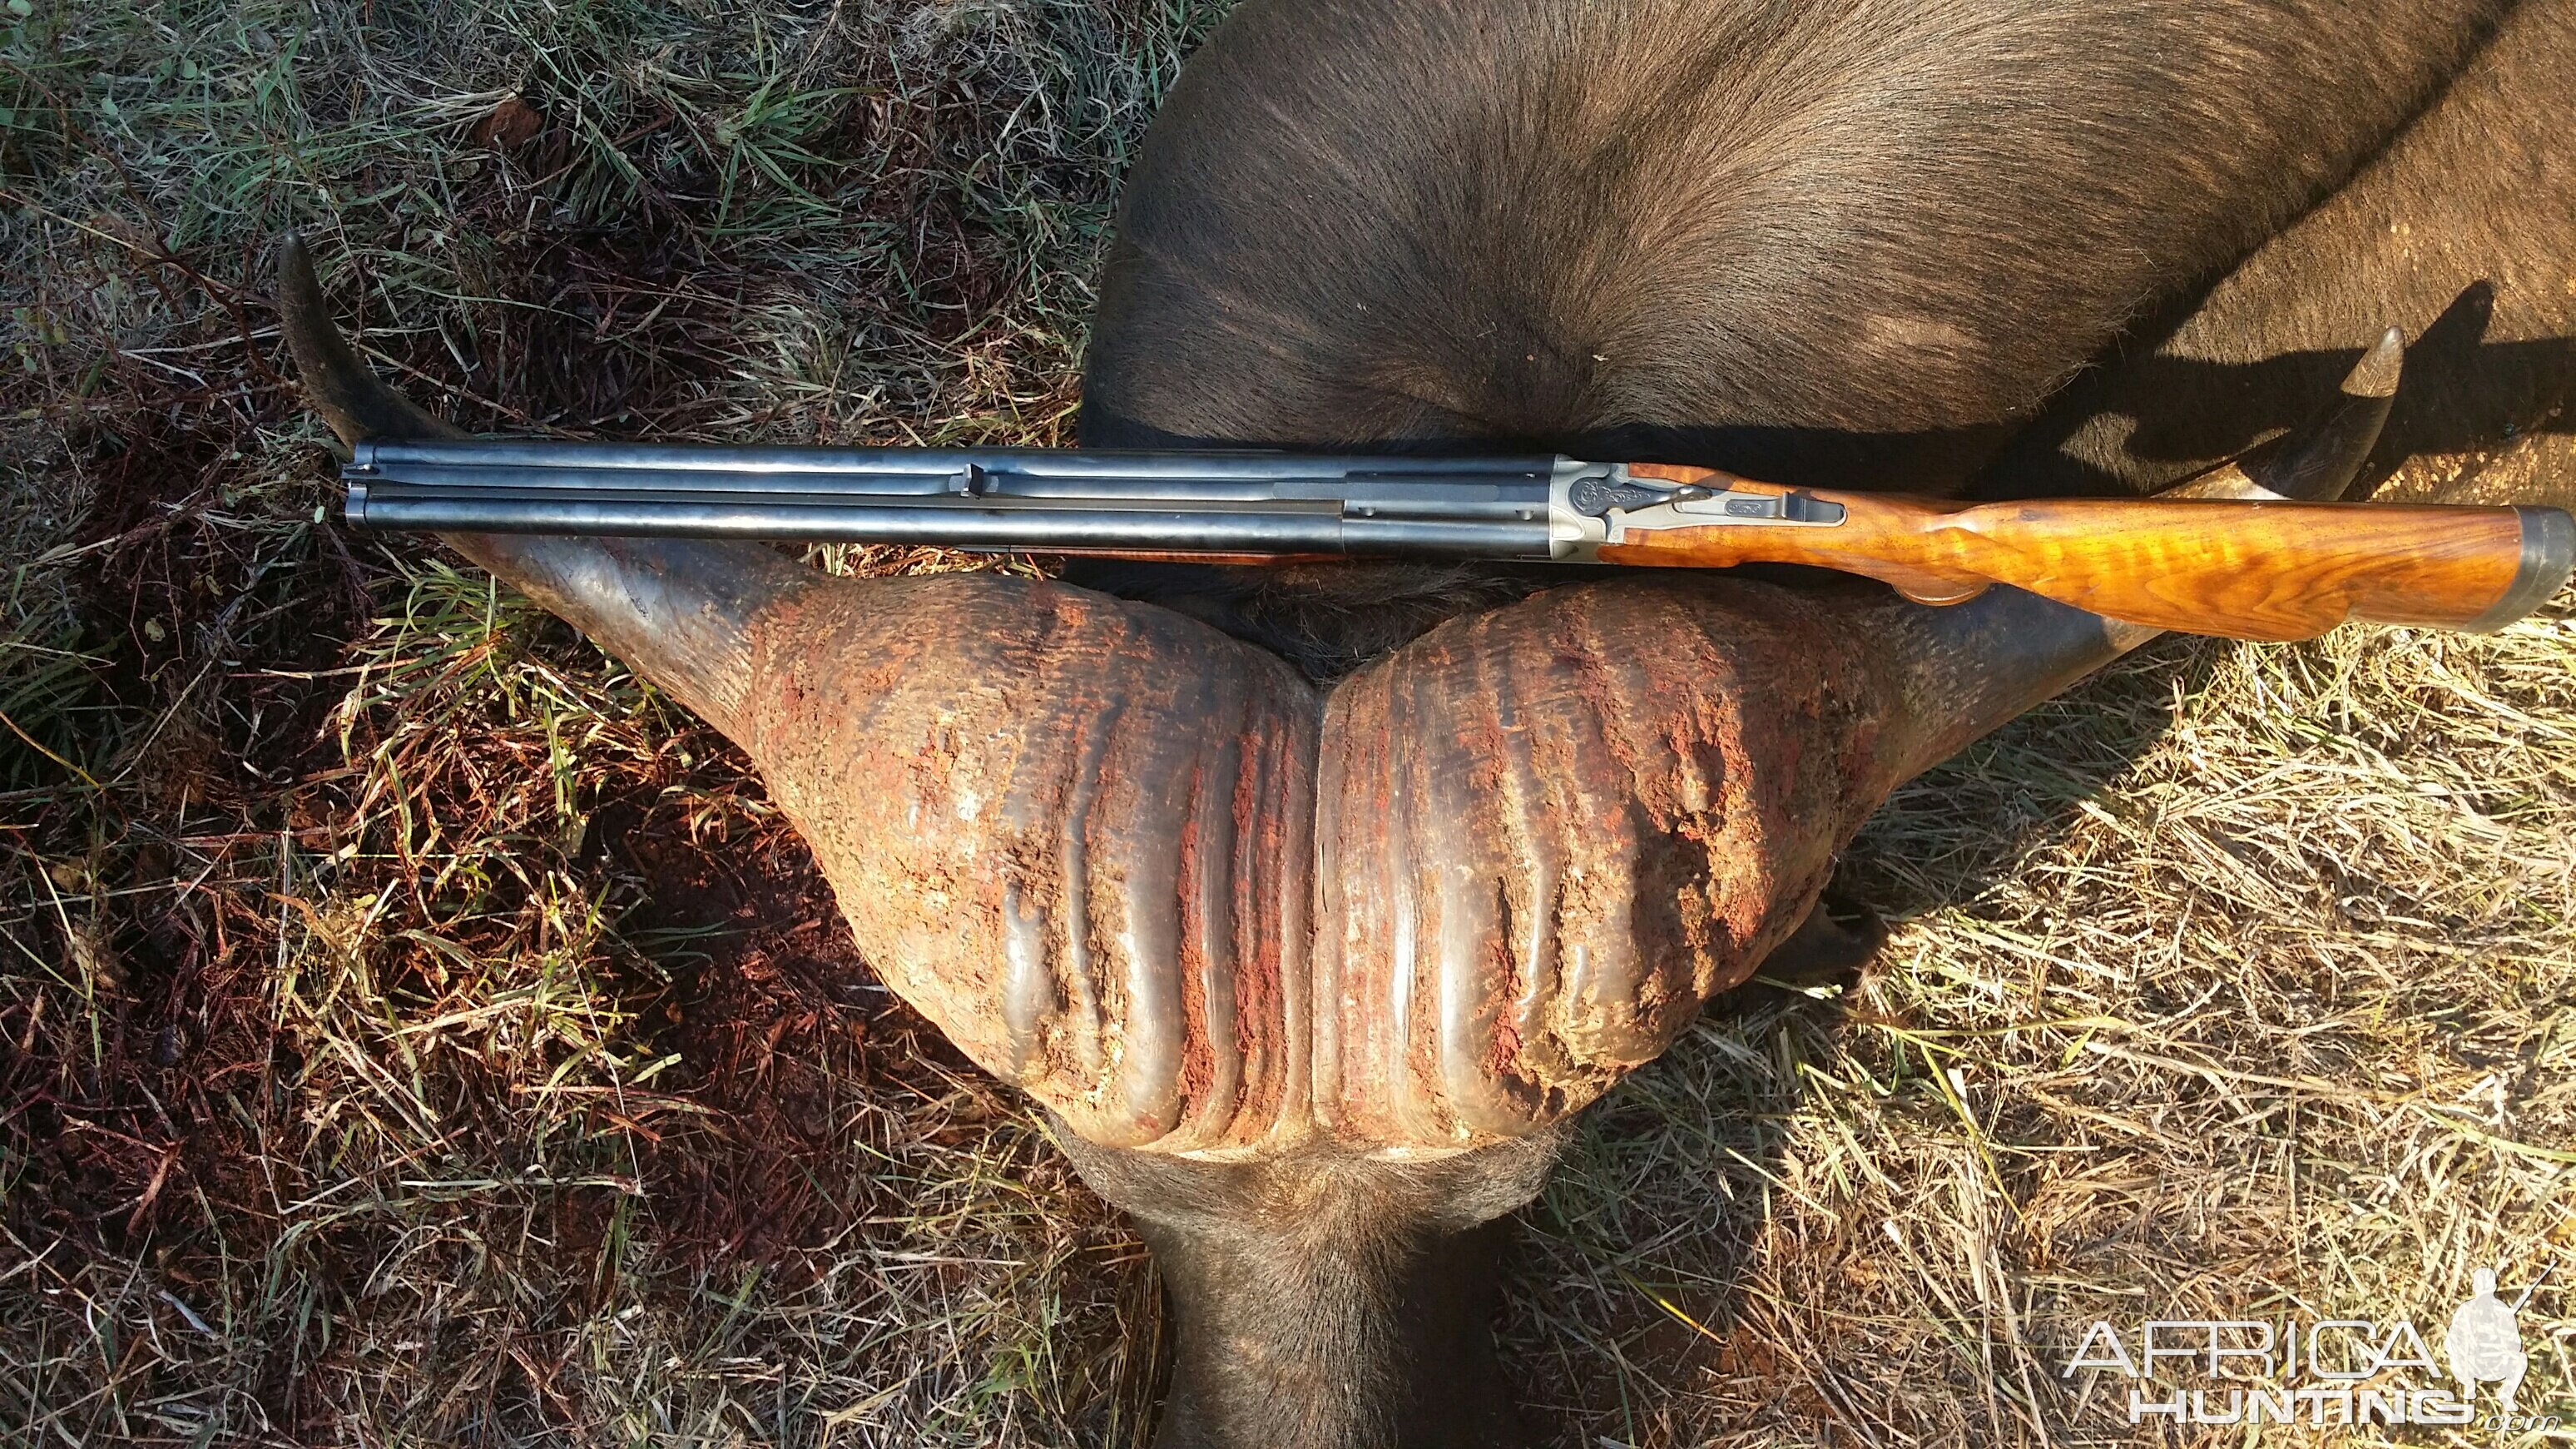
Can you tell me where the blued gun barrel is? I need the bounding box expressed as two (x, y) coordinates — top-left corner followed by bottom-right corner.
(344, 439), (1568, 559)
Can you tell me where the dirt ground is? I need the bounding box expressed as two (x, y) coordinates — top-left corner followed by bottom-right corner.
(2, 2), (2571, 1445)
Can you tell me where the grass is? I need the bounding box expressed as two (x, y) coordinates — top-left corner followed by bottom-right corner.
(2, 0), (2571, 1445)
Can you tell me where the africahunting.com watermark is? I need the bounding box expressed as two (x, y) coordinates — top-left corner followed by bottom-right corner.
(2062, 1267), (2558, 1432)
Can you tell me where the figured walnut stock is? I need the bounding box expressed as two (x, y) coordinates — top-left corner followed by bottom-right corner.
(1610, 464), (2552, 640)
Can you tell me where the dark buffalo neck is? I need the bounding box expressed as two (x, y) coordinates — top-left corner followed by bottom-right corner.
(1053, 1126), (1564, 1449)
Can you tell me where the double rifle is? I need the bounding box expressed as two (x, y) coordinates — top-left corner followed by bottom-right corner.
(343, 434), (2574, 643)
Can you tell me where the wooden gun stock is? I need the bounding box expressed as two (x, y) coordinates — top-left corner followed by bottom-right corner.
(1602, 466), (2575, 642)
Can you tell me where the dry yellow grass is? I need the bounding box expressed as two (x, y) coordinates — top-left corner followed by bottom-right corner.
(2, 2), (2570, 1446)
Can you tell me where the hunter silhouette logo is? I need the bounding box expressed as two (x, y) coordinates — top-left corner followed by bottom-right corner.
(2445, 1268), (2532, 1413)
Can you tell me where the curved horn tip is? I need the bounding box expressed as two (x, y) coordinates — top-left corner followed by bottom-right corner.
(2249, 327), (2404, 503)
(275, 232), (463, 446)
(2342, 325), (2405, 399)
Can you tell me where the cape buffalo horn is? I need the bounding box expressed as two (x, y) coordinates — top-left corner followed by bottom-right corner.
(278, 235), (811, 741)
(279, 238), (1320, 1154)
(277, 240), (2364, 1156)
(2242, 325), (2405, 502)
(1303, 574), (2124, 1145)
(1300, 386), (2373, 1148)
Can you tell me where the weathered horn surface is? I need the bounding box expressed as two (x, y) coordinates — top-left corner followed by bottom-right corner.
(738, 578), (1323, 1152)
(1313, 578), (1894, 1145)
(1306, 566), (2196, 1148)
(283, 241), (2181, 1157)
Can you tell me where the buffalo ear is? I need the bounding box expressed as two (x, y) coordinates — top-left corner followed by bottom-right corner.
(1756, 891), (1888, 987)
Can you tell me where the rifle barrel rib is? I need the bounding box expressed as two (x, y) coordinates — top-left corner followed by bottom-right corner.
(345, 439), (1571, 558)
